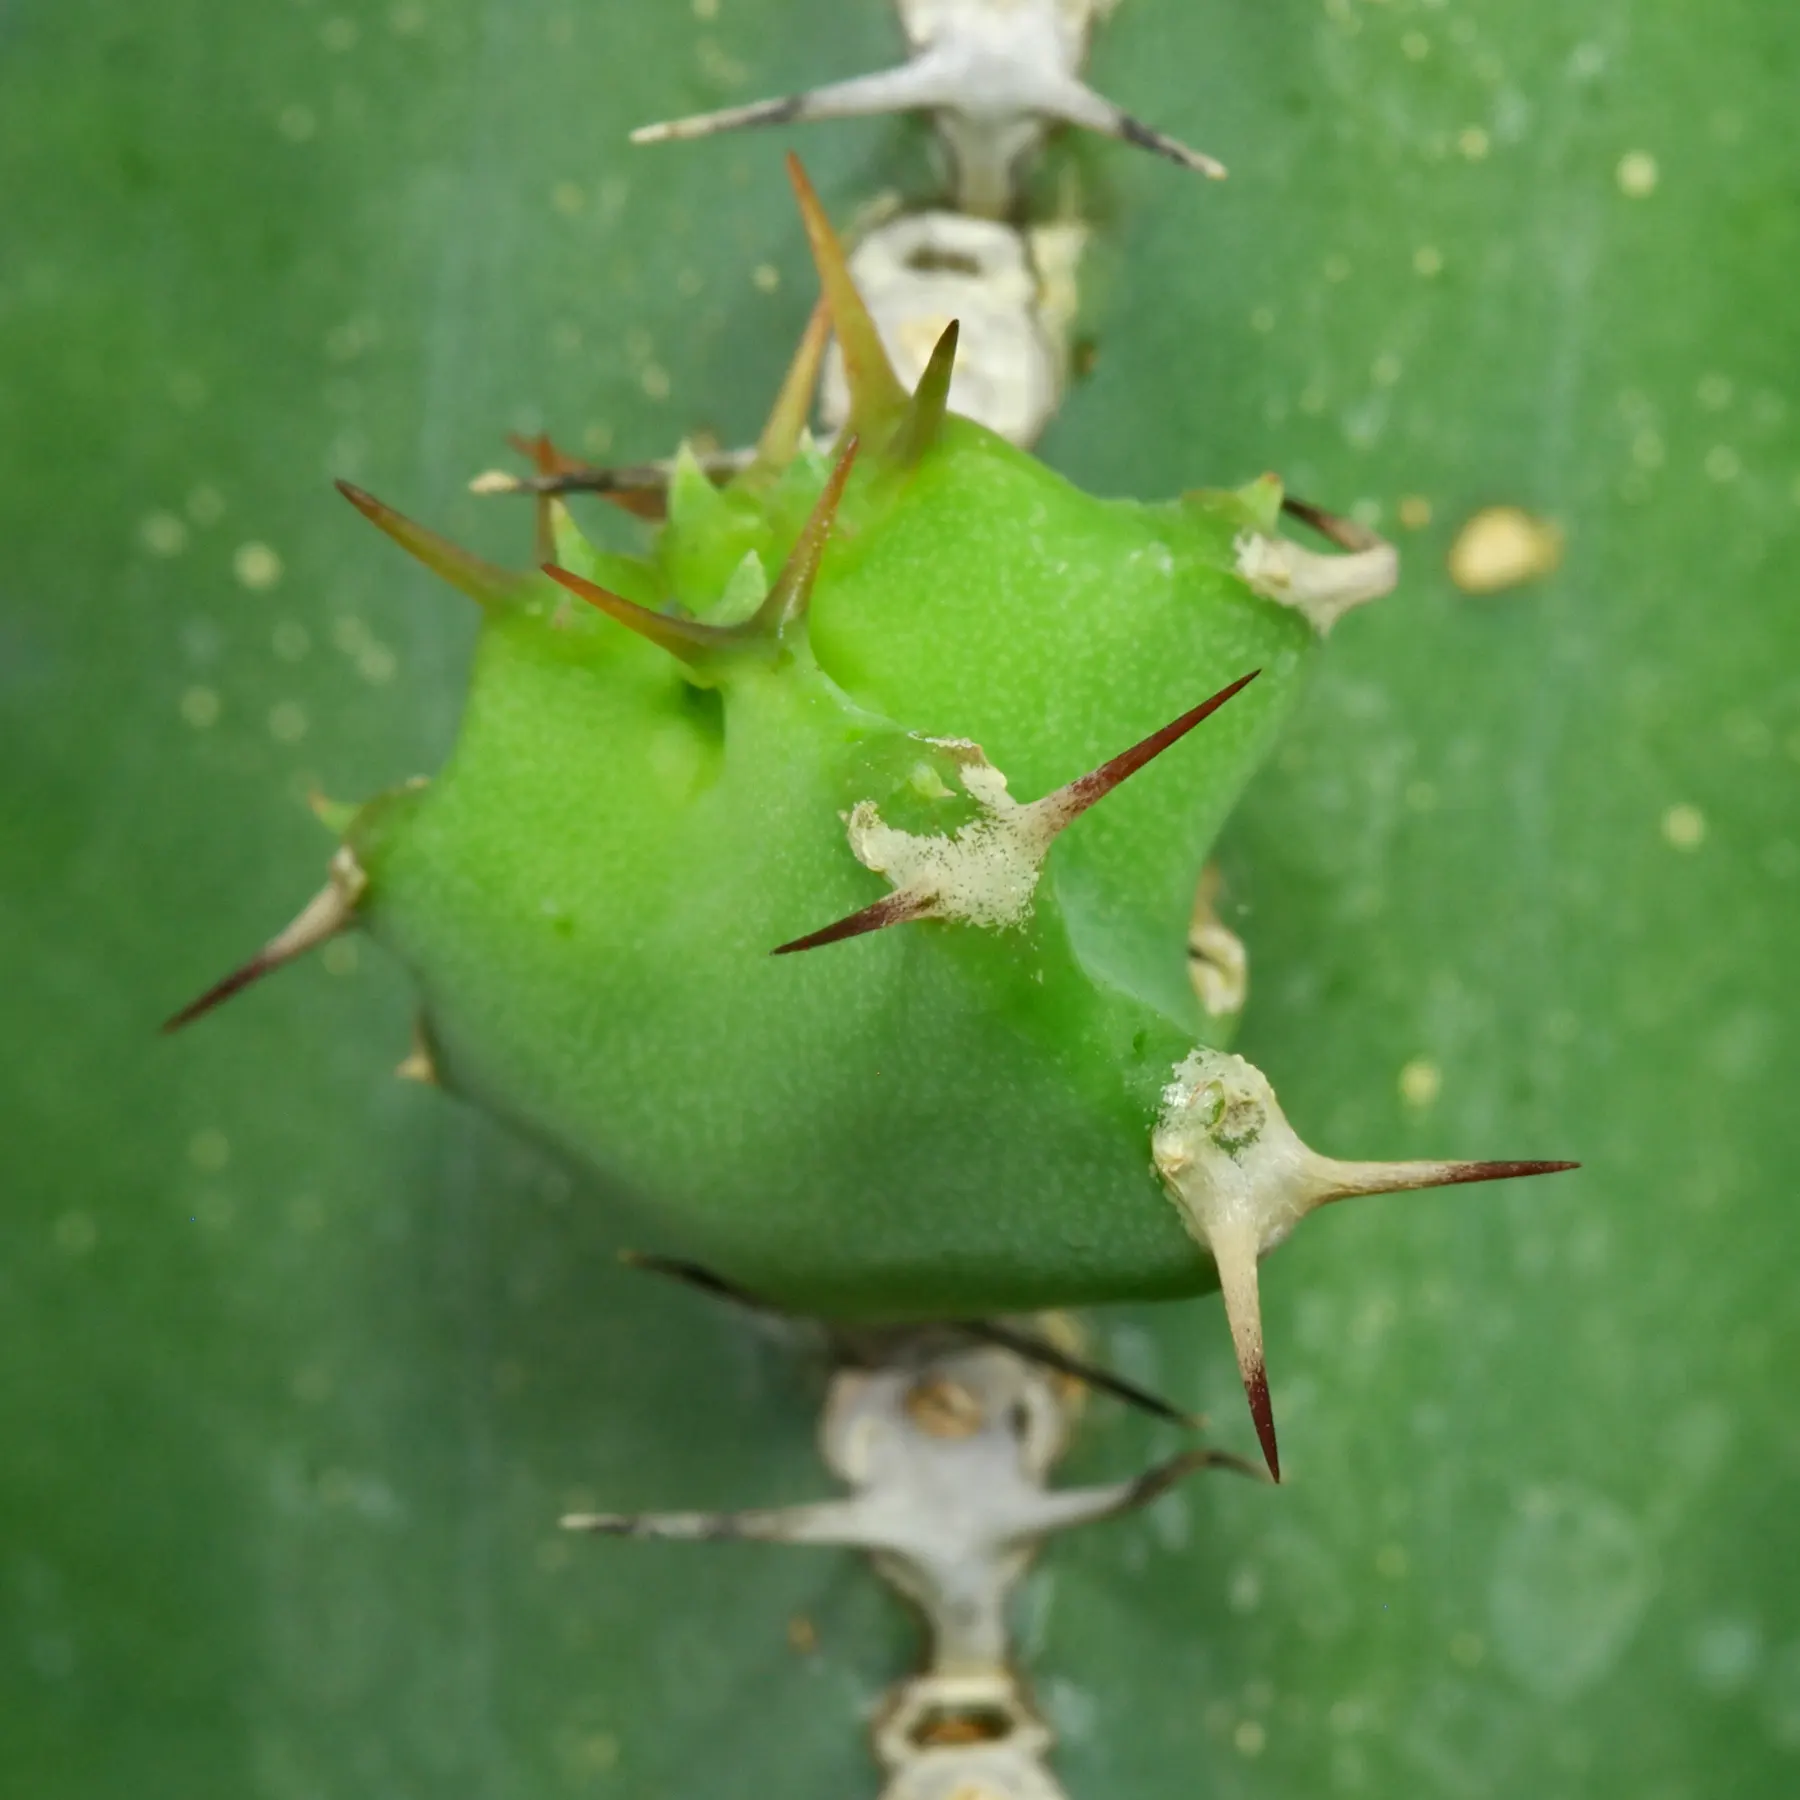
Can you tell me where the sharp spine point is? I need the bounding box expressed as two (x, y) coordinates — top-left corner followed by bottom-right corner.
(336, 480), (535, 611)
(163, 847), (366, 1034)
(1205, 1214), (1278, 1481)
(892, 320), (960, 465)
(786, 154), (908, 439)
(753, 436), (859, 636)
(1315, 1157), (1581, 1206)
(540, 564), (745, 668)
(1046, 671), (1261, 828)
(772, 890), (933, 956)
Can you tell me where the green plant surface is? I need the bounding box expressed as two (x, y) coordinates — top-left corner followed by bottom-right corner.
(3, 1), (1796, 1798)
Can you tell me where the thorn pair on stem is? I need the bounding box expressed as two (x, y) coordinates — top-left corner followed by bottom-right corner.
(632, 0), (1224, 218)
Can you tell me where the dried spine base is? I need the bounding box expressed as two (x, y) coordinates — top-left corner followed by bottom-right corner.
(565, 1329), (1257, 1798)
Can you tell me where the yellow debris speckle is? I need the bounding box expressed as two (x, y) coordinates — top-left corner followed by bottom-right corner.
(1447, 506), (1562, 594)
(1234, 1719), (1268, 1758)
(551, 181), (584, 218)
(751, 262), (780, 293)
(1458, 126), (1490, 160)
(1413, 244), (1444, 277)
(1616, 151), (1659, 198)
(1398, 495), (1433, 531)
(1399, 1058), (1442, 1109)
(234, 541), (283, 590)
(1662, 803), (1706, 851)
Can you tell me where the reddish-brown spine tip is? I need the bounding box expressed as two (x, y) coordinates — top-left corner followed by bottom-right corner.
(772, 891), (931, 956)
(1434, 1160), (1581, 1187)
(892, 319), (960, 465)
(161, 956), (274, 1034)
(785, 153), (907, 436)
(542, 563), (739, 666)
(1056, 670), (1260, 821)
(338, 480), (532, 610)
(758, 435), (859, 635)
(1244, 1358), (1281, 1484)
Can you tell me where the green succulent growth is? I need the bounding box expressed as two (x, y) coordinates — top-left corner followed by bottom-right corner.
(168, 159), (1570, 1479)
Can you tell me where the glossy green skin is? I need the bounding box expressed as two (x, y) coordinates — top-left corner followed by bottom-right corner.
(354, 418), (1316, 1317)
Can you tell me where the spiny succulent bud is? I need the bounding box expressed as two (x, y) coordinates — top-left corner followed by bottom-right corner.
(167, 157), (1567, 1472)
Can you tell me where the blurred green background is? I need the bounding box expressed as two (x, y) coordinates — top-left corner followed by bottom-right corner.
(3, 1), (1797, 1796)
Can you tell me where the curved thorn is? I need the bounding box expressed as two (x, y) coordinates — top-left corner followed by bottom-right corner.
(541, 564), (741, 667)
(892, 320), (960, 465)
(1205, 1216), (1279, 1482)
(336, 481), (534, 612)
(755, 436), (860, 637)
(786, 153), (907, 437)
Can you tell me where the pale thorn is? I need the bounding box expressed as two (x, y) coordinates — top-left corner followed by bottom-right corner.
(1186, 861), (1248, 1020)
(632, 0), (1222, 218)
(163, 846), (367, 1033)
(1152, 1047), (1578, 1479)
(1234, 497), (1400, 635)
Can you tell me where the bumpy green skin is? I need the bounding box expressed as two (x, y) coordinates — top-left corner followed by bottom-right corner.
(351, 417), (1317, 1318)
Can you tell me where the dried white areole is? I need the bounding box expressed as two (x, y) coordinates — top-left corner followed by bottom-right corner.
(633, 0), (1222, 218)
(1233, 497), (1401, 634)
(1152, 1048), (1574, 1479)
(817, 210), (1084, 448)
